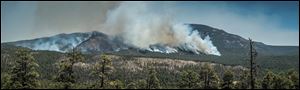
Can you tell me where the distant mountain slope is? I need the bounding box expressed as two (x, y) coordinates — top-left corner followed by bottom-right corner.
(75, 31), (128, 54)
(5, 32), (92, 52)
(2, 23), (299, 72)
(188, 24), (299, 56)
(4, 24), (298, 56)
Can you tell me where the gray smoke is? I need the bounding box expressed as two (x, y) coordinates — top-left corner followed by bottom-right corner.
(99, 2), (221, 56)
(14, 33), (92, 52)
(8, 1), (221, 56)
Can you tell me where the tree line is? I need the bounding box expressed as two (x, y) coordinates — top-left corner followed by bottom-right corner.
(1, 48), (299, 89)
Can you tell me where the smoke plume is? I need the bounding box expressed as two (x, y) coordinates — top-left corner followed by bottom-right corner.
(100, 2), (221, 56)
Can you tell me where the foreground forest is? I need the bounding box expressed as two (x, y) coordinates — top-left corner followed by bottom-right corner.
(1, 44), (299, 89)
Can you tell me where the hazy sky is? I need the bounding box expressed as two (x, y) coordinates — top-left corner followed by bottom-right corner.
(1, 1), (299, 46)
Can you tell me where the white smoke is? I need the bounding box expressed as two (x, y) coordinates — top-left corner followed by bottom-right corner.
(13, 2), (221, 56)
(15, 33), (92, 52)
(100, 2), (221, 56)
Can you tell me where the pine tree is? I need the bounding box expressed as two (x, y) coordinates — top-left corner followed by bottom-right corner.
(107, 79), (124, 89)
(199, 63), (220, 89)
(178, 69), (200, 89)
(2, 49), (40, 89)
(286, 69), (299, 89)
(90, 53), (114, 89)
(1, 73), (10, 89)
(222, 69), (234, 89)
(237, 70), (250, 89)
(127, 79), (147, 89)
(209, 68), (220, 89)
(54, 49), (84, 89)
(262, 70), (275, 89)
(146, 67), (161, 89)
(261, 70), (295, 89)
(273, 72), (293, 89)
(255, 79), (262, 89)
(137, 79), (147, 89)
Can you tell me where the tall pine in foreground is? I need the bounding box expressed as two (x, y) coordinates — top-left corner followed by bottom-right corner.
(199, 63), (220, 89)
(90, 53), (114, 89)
(54, 49), (84, 89)
(146, 66), (161, 89)
(178, 69), (200, 89)
(2, 49), (40, 89)
(222, 69), (234, 89)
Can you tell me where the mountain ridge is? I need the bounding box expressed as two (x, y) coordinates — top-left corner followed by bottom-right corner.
(3, 24), (298, 56)
(1, 24), (298, 72)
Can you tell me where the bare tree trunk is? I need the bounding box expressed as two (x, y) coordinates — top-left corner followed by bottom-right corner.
(100, 60), (105, 88)
(249, 38), (257, 89)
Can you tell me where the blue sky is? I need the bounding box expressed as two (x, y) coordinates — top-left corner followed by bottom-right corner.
(1, 1), (299, 46)
(223, 1), (298, 30)
(172, 1), (299, 46)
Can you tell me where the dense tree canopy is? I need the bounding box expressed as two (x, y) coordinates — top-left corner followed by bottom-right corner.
(1, 49), (298, 89)
(2, 49), (40, 89)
